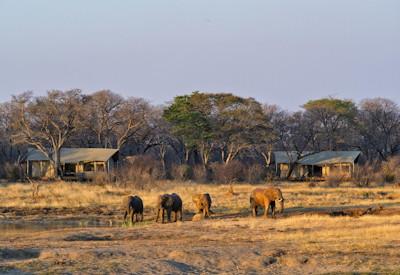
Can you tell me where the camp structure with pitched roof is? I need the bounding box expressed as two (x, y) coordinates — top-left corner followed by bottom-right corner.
(270, 151), (362, 179)
(25, 148), (119, 180)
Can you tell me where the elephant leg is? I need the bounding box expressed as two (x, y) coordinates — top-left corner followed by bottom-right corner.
(162, 209), (165, 224)
(179, 208), (183, 221)
(140, 212), (144, 222)
(167, 209), (172, 222)
(124, 210), (128, 223)
(271, 202), (276, 218)
(251, 198), (257, 217)
(130, 212), (134, 224)
(264, 200), (270, 218)
(156, 209), (160, 223)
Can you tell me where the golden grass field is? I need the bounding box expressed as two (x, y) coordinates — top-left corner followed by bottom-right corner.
(1, 180), (400, 274)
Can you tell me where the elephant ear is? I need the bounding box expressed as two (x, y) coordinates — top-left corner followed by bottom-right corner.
(193, 195), (200, 203)
(162, 195), (172, 206)
(161, 195), (169, 205)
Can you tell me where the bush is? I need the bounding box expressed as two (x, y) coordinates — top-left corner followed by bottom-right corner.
(89, 172), (112, 185)
(380, 157), (400, 184)
(210, 160), (245, 183)
(116, 155), (163, 189)
(243, 164), (266, 183)
(192, 165), (211, 183)
(352, 164), (377, 187)
(170, 164), (193, 181)
(0, 162), (21, 181)
(326, 171), (347, 187)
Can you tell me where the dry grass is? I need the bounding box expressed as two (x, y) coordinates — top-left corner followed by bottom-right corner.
(1, 180), (400, 212)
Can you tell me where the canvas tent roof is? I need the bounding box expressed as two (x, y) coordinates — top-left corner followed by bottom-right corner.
(272, 151), (361, 165)
(26, 148), (119, 163)
(297, 151), (361, 165)
(272, 151), (313, 164)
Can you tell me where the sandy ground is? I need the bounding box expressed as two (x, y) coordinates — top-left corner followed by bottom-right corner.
(1, 182), (400, 274)
(1, 211), (400, 274)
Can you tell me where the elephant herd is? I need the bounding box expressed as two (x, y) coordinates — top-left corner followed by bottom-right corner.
(123, 186), (285, 224)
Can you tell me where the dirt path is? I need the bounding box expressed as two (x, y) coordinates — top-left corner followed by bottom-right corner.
(1, 212), (400, 274)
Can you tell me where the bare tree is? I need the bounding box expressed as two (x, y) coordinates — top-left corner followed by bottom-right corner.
(0, 102), (28, 179)
(11, 90), (84, 178)
(268, 108), (317, 178)
(357, 98), (400, 161)
(303, 98), (357, 150)
(143, 108), (180, 177)
(113, 97), (151, 150)
(84, 90), (124, 148)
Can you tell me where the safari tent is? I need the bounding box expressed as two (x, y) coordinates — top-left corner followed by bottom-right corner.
(271, 151), (361, 179)
(271, 151), (312, 179)
(25, 148), (119, 180)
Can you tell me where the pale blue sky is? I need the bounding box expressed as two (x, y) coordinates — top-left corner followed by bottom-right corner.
(0, 0), (399, 110)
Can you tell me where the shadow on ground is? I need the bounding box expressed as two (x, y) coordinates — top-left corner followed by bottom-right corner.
(0, 248), (40, 260)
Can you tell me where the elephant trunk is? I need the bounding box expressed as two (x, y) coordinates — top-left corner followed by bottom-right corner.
(278, 198), (284, 213)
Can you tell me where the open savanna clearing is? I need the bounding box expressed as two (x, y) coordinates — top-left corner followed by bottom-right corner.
(1, 181), (400, 274)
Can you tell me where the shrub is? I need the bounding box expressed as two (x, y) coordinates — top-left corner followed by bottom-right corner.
(170, 164), (193, 181)
(380, 157), (400, 184)
(192, 165), (210, 183)
(0, 162), (21, 181)
(352, 163), (377, 187)
(89, 172), (112, 185)
(116, 155), (163, 189)
(326, 170), (347, 187)
(308, 182), (317, 188)
(210, 160), (245, 183)
(243, 164), (266, 183)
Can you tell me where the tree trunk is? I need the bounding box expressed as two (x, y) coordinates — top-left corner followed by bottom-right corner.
(53, 149), (63, 179)
(184, 149), (191, 164)
(159, 145), (167, 178)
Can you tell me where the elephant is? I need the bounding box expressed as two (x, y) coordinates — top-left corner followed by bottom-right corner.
(192, 193), (213, 218)
(123, 195), (144, 224)
(250, 187), (284, 218)
(156, 193), (183, 223)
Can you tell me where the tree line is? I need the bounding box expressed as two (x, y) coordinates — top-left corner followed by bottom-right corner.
(0, 90), (399, 180)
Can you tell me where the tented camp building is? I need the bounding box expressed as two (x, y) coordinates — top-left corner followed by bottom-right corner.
(271, 151), (362, 179)
(25, 148), (119, 180)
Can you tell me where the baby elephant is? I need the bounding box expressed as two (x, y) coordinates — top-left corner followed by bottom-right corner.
(192, 193), (212, 217)
(123, 195), (144, 224)
(156, 193), (183, 223)
(250, 187), (284, 218)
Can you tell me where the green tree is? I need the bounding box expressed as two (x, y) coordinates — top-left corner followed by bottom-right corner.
(163, 93), (212, 165)
(164, 92), (270, 166)
(213, 94), (270, 164)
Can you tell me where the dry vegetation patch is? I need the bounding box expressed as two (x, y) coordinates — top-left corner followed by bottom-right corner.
(1, 215), (400, 273)
(1, 181), (400, 218)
